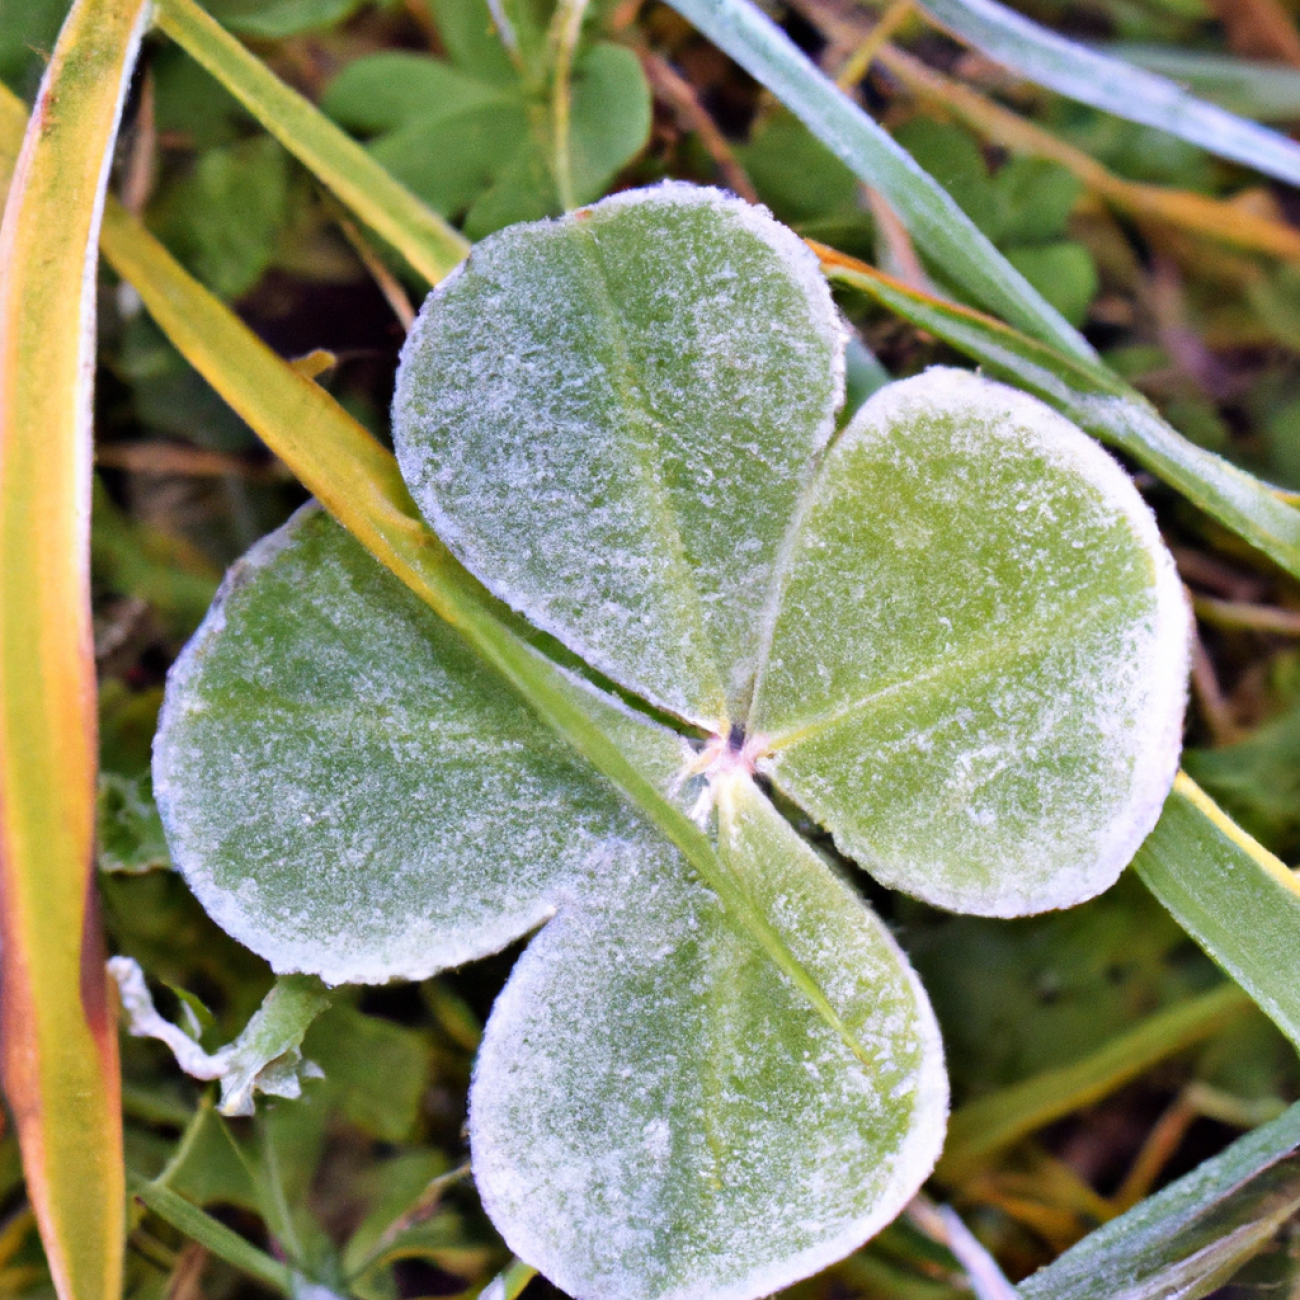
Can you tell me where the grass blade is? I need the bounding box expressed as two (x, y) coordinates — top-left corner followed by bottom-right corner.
(936, 983), (1251, 1183)
(817, 245), (1300, 584)
(873, 42), (1300, 263)
(1018, 1099), (1300, 1300)
(95, 197), (885, 1089)
(1100, 44), (1300, 123)
(129, 1174), (295, 1296)
(1134, 774), (1300, 1053)
(151, 0), (469, 286)
(661, 0), (1092, 361)
(920, 0), (1300, 187)
(0, 0), (152, 1294)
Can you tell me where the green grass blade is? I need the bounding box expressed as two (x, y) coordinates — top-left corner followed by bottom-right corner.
(1134, 774), (1300, 1053)
(129, 1175), (295, 1296)
(921, 0), (1300, 187)
(95, 198), (883, 1087)
(483, 1259), (539, 1300)
(819, 248), (1300, 584)
(660, 0), (1092, 361)
(936, 983), (1250, 1183)
(151, 0), (469, 286)
(1100, 45), (1300, 123)
(1018, 1099), (1300, 1300)
(0, 1), (148, 1293)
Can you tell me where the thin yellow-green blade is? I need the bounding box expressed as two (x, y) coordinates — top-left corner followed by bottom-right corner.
(1135, 773), (1300, 1051)
(152, 0), (469, 286)
(0, 0), (149, 1296)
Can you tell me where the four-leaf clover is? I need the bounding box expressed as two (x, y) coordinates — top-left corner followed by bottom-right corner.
(155, 183), (1189, 1300)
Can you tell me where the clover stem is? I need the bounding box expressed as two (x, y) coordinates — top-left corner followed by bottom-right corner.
(549, 0), (593, 212)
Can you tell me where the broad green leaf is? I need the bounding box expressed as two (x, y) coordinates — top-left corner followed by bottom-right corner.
(919, 0), (1300, 187)
(1017, 1098), (1300, 1300)
(1183, 705), (1300, 857)
(738, 111), (869, 241)
(471, 771), (945, 1300)
(1004, 242), (1097, 330)
(819, 251), (1300, 584)
(567, 43), (652, 205)
(153, 505), (947, 1300)
(322, 52), (526, 220)
(340, 1150), (454, 1276)
(1134, 774), (1300, 1051)
(394, 185), (845, 728)
(321, 53), (515, 136)
(751, 369), (1188, 916)
(322, 33), (649, 235)
(661, 0), (1091, 360)
(886, 119), (1096, 324)
(156, 1100), (259, 1212)
(430, 0), (519, 86)
(154, 505), (660, 984)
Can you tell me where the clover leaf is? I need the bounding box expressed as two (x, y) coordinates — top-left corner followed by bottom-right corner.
(153, 183), (1189, 1300)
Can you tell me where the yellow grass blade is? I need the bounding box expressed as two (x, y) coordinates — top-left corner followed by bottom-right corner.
(0, 0), (150, 1295)
(151, 0), (469, 286)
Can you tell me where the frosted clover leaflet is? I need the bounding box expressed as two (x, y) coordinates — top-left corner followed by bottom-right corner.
(152, 183), (1189, 1300)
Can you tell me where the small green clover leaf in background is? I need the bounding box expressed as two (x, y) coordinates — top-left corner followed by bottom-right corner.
(891, 119), (1098, 328)
(742, 112), (1099, 327)
(320, 0), (651, 238)
(153, 184), (1189, 1300)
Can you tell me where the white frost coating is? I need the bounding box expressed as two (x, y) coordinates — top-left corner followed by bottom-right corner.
(393, 182), (848, 727)
(594, 181), (849, 412)
(471, 773), (947, 1300)
(754, 367), (1190, 917)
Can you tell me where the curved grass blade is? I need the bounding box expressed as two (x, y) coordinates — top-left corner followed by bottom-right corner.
(937, 983), (1250, 1183)
(95, 197), (883, 1086)
(660, 0), (1092, 362)
(816, 245), (1300, 584)
(1018, 1098), (1300, 1300)
(0, 0), (153, 1293)
(128, 1173), (295, 1296)
(1134, 773), (1300, 1052)
(151, 0), (469, 285)
(920, 0), (1300, 188)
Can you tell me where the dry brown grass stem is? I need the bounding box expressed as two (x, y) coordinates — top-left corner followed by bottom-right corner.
(787, 0), (1300, 264)
(639, 50), (759, 203)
